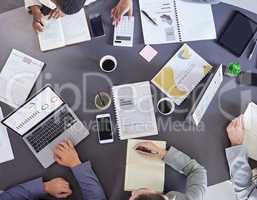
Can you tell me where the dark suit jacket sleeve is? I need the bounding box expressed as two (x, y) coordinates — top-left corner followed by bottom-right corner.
(72, 161), (107, 200)
(0, 178), (46, 200)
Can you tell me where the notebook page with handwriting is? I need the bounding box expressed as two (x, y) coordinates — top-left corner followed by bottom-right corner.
(38, 18), (65, 51)
(61, 9), (91, 45)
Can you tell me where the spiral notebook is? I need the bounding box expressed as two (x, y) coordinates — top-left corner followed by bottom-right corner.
(139, 0), (216, 44)
(112, 81), (158, 140)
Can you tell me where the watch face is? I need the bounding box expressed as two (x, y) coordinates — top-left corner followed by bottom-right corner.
(39, 0), (57, 9)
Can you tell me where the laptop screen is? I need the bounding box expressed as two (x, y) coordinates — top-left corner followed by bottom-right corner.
(2, 87), (64, 136)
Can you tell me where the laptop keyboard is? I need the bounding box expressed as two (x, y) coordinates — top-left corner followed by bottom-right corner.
(27, 107), (77, 153)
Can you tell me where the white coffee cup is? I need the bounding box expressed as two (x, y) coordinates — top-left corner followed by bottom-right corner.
(157, 98), (175, 116)
(99, 55), (117, 73)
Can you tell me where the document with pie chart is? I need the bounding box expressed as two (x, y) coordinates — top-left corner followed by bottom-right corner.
(151, 44), (213, 105)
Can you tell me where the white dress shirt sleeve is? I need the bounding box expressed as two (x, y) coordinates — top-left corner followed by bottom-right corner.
(24, 0), (42, 9)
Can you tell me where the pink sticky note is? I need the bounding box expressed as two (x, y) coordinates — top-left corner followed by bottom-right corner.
(139, 45), (158, 62)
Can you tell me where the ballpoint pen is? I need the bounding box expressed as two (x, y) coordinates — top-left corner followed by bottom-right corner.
(248, 39), (257, 60)
(141, 10), (158, 26)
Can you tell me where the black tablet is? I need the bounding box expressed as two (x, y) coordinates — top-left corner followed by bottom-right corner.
(218, 11), (257, 57)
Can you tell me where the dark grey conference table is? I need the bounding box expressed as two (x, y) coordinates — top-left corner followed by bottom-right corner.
(1, 1), (257, 199)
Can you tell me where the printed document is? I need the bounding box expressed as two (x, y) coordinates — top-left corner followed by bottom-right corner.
(0, 107), (14, 164)
(152, 44), (213, 105)
(243, 102), (257, 161)
(221, 0), (257, 15)
(112, 82), (158, 140)
(205, 181), (236, 200)
(0, 49), (44, 108)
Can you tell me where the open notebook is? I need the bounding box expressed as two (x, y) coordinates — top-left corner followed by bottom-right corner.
(38, 9), (91, 51)
(125, 139), (166, 192)
(139, 0), (216, 44)
(243, 102), (257, 161)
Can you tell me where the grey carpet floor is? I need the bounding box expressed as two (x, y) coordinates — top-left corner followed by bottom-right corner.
(0, 0), (24, 14)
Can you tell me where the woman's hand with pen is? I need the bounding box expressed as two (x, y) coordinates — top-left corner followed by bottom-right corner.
(31, 5), (45, 32)
(31, 6), (64, 32)
(134, 142), (167, 159)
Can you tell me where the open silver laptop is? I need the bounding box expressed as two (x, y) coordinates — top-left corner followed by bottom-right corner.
(2, 86), (89, 168)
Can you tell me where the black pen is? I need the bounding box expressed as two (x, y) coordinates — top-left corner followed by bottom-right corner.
(141, 10), (158, 26)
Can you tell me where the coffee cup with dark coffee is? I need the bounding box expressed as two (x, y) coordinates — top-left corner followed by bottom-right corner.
(99, 55), (117, 73)
(157, 98), (175, 116)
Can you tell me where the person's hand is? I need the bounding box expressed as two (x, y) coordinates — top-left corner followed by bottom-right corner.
(31, 5), (45, 32)
(43, 178), (72, 198)
(226, 115), (245, 146)
(111, 0), (133, 26)
(54, 140), (82, 168)
(134, 142), (167, 159)
(48, 8), (65, 19)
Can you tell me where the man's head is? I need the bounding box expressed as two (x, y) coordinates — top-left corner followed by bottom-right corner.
(129, 188), (166, 200)
(54, 0), (87, 15)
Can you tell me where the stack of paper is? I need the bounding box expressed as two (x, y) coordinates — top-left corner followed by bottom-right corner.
(221, 0), (257, 15)
(124, 139), (166, 192)
(0, 107), (14, 164)
(0, 49), (45, 108)
(243, 102), (257, 161)
(205, 181), (236, 200)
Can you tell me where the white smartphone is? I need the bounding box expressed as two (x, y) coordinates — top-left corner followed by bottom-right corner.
(96, 114), (114, 144)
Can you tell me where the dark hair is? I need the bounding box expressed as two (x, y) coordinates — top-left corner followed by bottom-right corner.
(135, 194), (165, 200)
(58, 0), (86, 15)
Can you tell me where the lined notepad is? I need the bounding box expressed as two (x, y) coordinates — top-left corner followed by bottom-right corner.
(124, 139), (166, 192)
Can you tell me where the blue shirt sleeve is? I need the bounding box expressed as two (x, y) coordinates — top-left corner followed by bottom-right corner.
(72, 161), (107, 200)
(0, 178), (46, 200)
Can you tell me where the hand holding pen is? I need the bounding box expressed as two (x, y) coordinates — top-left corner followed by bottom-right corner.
(31, 6), (45, 32)
(134, 142), (167, 159)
